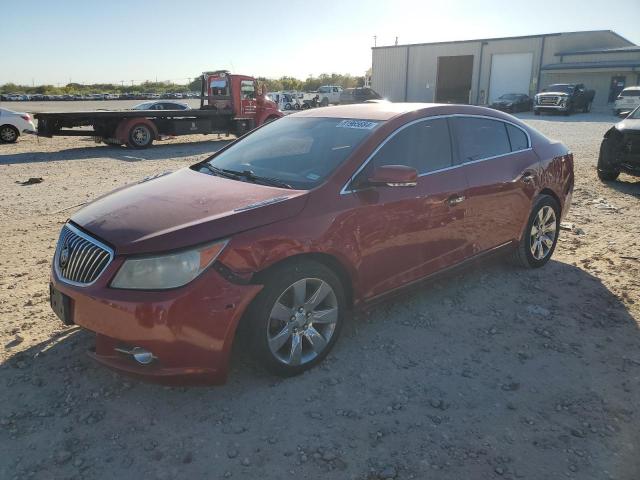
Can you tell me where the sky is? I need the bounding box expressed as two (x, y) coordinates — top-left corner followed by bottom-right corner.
(2, 0), (639, 86)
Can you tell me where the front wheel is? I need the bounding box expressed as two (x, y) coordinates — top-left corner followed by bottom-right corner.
(0, 125), (19, 143)
(244, 260), (346, 377)
(597, 138), (621, 181)
(512, 195), (560, 269)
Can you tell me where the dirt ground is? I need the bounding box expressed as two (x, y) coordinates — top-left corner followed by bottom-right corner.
(0, 112), (639, 480)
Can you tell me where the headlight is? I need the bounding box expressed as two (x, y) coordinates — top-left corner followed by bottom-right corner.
(111, 239), (228, 289)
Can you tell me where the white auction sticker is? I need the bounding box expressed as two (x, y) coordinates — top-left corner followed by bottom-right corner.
(336, 120), (378, 130)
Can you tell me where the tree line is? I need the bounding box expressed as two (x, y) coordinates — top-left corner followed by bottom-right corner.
(1, 73), (366, 95)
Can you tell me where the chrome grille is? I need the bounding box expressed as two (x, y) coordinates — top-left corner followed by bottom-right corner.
(54, 224), (113, 286)
(539, 96), (559, 105)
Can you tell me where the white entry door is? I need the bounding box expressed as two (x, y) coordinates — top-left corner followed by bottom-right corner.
(489, 53), (534, 103)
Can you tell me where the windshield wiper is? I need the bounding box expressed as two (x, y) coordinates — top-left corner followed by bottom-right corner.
(201, 164), (243, 180)
(221, 168), (293, 189)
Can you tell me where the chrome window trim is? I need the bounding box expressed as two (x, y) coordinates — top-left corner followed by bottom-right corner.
(340, 113), (532, 195)
(54, 223), (115, 287)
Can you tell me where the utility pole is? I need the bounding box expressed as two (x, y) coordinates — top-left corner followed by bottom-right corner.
(373, 35), (377, 47)
(395, 36), (398, 46)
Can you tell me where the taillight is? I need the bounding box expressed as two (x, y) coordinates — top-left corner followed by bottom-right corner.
(20, 114), (31, 122)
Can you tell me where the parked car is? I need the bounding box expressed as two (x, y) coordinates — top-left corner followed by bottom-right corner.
(597, 106), (640, 181)
(315, 85), (343, 106)
(339, 87), (382, 105)
(489, 93), (532, 113)
(0, 107), (36, 143)
(131, 101), (190, 111)
(49, 103), (573, 385)
(534, 83), (595, 115)
(613, 86), (640, 115)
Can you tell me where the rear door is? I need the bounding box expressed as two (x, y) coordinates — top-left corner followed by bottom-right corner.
(342, 118), (470, 299)
(452, 116), (539, 254)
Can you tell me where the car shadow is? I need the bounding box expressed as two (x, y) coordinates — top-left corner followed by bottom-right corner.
(601, 176), (640, 198)
(0, 138), (231, 165)
(1, 257), (638, 478)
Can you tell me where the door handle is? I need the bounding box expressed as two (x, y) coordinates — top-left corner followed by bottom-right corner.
(447, 194), (466, 206)
(521, 171), (535, 184)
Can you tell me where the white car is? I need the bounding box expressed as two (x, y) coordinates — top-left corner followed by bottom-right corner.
(614, 87), (640, 115)
(0, 108), (36, 143)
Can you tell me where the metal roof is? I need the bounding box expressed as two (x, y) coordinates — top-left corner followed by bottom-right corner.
(556, 46), (640, 56)
(372, 30), (634, 50)
(541, 60), (640, 71)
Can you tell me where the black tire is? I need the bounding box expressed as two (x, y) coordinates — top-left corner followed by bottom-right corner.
(534, 109), (540, 116)
(243, 259), (346, 377)
(284, 103), (292, 111)
(597, 138), (621, 181)
(583, 101), (592, 113)
(127, 123), (154, 149)
(512, 195), (561, 269)
(0, 125), (19, 143)
(320, 97), (329, 107)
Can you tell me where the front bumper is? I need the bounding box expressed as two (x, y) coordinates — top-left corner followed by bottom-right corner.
(50, 258), (262, 385)
(534, 104), (569, 112)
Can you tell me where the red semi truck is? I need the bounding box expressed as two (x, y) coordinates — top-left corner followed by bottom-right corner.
(35, 71), (282, 148)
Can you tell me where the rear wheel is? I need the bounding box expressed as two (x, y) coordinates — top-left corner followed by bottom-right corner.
(534, 109), (540, 116)
(0, 125), (19, 143)
(244, 260), (345, 377)
(127, 123), (154, 149)
(512, 195), (560, 269)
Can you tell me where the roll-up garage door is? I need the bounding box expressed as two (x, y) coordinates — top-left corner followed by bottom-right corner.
(488, 53), (533, 103)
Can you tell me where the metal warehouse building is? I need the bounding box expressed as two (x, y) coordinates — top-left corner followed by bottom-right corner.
(372, 30), (640, 112)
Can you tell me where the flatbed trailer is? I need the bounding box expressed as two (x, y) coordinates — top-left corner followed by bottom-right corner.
(34, 71), (282, 148)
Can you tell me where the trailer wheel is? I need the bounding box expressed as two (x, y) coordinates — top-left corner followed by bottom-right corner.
(127, 123), (154, 149)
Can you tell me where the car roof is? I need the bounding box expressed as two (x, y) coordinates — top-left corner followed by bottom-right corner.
(622, 86), (640, 91)
(289, 102), (512, 121)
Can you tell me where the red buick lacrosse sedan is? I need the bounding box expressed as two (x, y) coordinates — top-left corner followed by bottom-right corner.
(50, 103), (573, 385)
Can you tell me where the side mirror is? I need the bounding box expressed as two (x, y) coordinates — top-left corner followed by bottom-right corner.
(368, 165), (418, 187)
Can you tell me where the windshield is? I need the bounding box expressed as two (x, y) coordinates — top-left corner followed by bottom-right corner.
(203, 117), (379, 190)
(620, 89), (640, 97)
(545, 84), (574, 94)
(498, 94), (519, 100)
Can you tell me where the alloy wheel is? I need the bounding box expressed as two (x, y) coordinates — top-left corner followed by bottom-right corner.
(530, 205), (557, 260)
(267, 277), (338, 366)
(0, 126), (17, 142)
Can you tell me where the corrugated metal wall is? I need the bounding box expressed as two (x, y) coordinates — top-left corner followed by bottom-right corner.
(372, 30), (637, 108)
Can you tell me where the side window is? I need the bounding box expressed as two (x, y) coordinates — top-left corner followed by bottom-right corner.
(333, 87), (340, 93)
(506, 124), (529, 152)
(353, 119), (452, 187)
(241, 80), (255, 100)
(452, 117), (510, 162)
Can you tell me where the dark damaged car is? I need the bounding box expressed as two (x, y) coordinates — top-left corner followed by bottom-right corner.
(597, 106), (640, 181)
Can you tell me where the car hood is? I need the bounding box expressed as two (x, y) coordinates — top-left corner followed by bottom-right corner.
(538, 91), (569, 97)
(71, 168), (308, 255)
(617, 119), (640, 132)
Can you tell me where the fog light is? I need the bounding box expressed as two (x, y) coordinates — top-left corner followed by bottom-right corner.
(131, 347), (155, 365)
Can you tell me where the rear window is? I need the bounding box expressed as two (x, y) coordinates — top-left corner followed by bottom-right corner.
(452, 117), (511, 162)
(506, 124), (529, 151)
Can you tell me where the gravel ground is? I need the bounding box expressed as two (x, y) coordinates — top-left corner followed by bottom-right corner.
(0, 112), (639, 480)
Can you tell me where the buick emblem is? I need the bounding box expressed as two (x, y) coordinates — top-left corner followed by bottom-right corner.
(59, 246), (70, 268)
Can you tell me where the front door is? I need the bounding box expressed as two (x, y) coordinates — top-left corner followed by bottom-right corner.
(240, 80), (258, 119)
(341, 118), (470, 300)
(451, 116), (540, 254)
